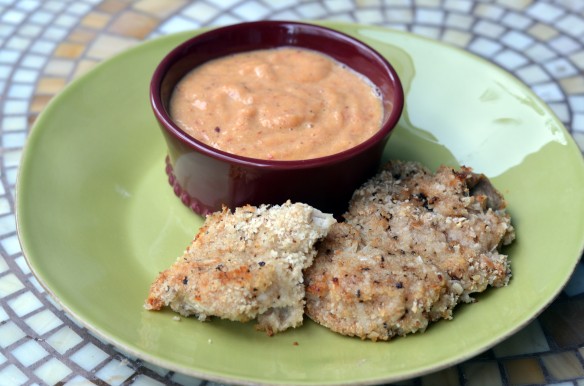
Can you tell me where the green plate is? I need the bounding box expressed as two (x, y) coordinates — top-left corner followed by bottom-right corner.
(17, 23), (584, 385)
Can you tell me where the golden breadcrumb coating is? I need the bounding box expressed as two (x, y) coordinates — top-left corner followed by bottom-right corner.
(305, 160), (515, 341)
(306, 222), (454, 341)
(145, 201), (335, 335)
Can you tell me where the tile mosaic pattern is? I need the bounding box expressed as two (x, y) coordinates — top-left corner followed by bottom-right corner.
(0, 0), (583, 385)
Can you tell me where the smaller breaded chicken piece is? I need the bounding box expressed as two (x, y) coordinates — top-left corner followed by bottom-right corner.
(145, 201), (335, 335)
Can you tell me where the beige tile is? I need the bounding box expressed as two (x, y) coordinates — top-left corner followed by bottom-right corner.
(43, 59), (75, 77)
(28, 114), (38, 127)
(495, 0), (534, 10)
(570, 51), (584, 71)
(68, 28), (97, 44)
(504, 358), (546, 385)
(355, 0), (384, 7)
(386, 8), (413, 24)
(414, 0), (441, 7)
(36, 78), (67, 94)
(30, 95), (54, 113)
(132, 0), (188, 19)
(542, 351), (584, 381)
(97, 0), (130, 14)
(108, 10), (159, 39)
(54, 42), (86, 59)
(72, 59), (100, 80)
(442, 29), (473, 47)
(421, 367), (460, 386)
(86, 34), (138, 60)
(462, 362), (503, 386)
(474, 4), (504, 20)
(560, 76), (584, 94)
(80, 12), (111, 29)
(527, 23), (559, 41)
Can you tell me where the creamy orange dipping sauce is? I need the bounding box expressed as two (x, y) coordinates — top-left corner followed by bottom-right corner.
(170, 47), (383, 160)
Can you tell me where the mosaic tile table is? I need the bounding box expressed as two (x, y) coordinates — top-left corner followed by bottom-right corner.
(1, 0), (584, 385)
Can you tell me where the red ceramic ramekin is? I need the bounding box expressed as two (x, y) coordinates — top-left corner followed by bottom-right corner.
(150, 21), (404, 216)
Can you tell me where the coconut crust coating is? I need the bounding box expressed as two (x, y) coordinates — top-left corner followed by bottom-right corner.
(305, 161), (515, 341)
(145, 201), (335, 335)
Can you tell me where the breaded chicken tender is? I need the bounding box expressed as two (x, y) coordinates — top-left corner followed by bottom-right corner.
(305, 222), (456, 341)
(305, 160), (515, 341)
(145, 201), (335, 335)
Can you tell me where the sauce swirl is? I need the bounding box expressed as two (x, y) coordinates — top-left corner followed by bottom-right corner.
(170, 47), (383, 160)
